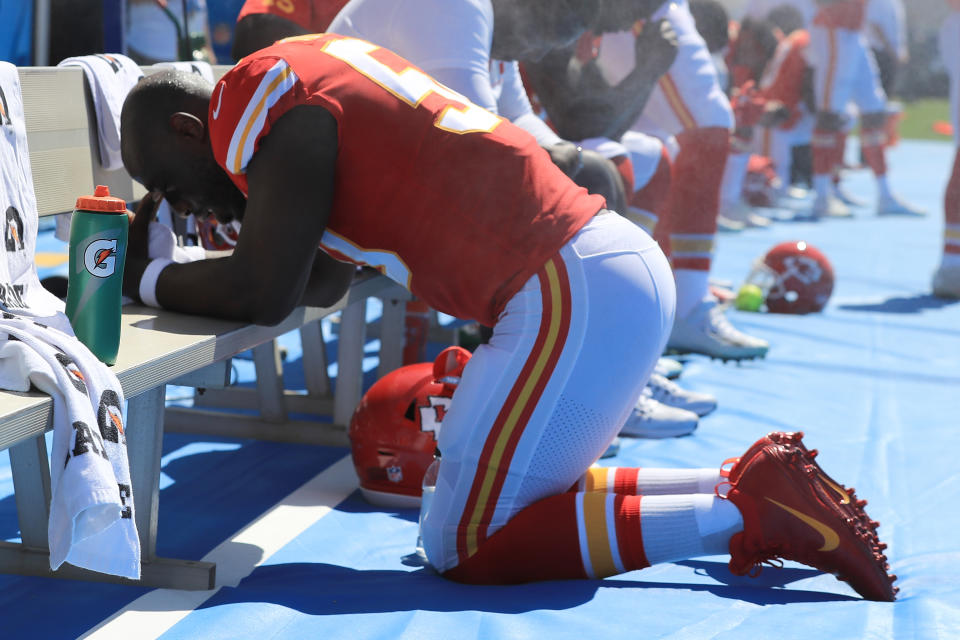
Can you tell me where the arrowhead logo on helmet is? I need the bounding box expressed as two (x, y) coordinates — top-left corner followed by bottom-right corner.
(744, 241), (835, 314)
(349, 346), (472, 508)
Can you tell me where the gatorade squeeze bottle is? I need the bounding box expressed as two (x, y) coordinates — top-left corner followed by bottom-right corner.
(64, 185), (129, 365)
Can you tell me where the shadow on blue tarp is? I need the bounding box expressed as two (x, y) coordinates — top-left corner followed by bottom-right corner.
(197, 559), (856, 618)
(838, 295), (960, 314)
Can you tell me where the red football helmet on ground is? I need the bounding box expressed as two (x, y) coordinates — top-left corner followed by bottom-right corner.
(746, 241), (835, 314)
(349, 346), (472, 508)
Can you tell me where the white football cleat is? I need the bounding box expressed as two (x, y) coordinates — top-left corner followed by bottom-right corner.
(783, 185), (811, 200)
(620, 394), (698, 438)
(668, 299), (770, 361)
(645, 373), (718, 417)
(654, 356), (684, 380)
(721, 201), (771, 228)
(834, 183), (868, 208)
(716, 214), (745, 233)
(932, 262), (960, 299)
(811, 195), (852, 219)
(877, 194), (926, 217)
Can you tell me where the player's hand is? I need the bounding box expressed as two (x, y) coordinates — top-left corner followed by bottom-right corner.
(122, 190), (162, 298)
(127, 191), (161, 259)
(635, 20), (678, 79)
(546, 141), (584, 179)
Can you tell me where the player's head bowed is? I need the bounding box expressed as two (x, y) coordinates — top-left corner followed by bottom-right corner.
(121, 71), (246, 224)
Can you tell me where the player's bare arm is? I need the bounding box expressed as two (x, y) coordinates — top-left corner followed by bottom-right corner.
(298, 250), (357, 310)
(126, 105), (348, 325)
(525, 19), (678, 142)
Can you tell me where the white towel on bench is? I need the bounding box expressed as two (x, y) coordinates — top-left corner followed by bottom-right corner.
(0, 317), (139, 579)
(57, 54), (143, 171)
(0, 62), (139, 578)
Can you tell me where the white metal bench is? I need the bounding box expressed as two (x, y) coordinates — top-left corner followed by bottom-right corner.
(0, 65), (405, 590)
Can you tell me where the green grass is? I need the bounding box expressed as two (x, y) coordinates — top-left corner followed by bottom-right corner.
(898, 98), (952, 141)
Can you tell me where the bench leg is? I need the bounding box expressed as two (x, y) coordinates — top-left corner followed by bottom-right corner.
(300, 319), (330, 397)
(378, 296), (405, 378)
(9, 435), (52, 549)
(333, 298), (367, 427)
(126, 385), (166, 561)
(252, 341), (287, 423)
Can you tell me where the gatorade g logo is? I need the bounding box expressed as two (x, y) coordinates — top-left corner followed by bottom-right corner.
(0, 85), (10, 126)
(5, 206), (24, 251)
(98, 389), (124, 444)
(55, 351), (88, 395)
(84, 238), (118, 277)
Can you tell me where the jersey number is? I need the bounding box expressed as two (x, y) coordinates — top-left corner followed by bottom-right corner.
(321, 37), (502, 135)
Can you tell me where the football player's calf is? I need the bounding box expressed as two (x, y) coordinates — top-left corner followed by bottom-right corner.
(933, 150), (960, 297)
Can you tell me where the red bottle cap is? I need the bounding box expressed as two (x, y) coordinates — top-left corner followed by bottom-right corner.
(75, 185), (127, 212)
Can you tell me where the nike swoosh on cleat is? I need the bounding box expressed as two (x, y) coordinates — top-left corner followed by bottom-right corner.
(765, 497), (840, 552)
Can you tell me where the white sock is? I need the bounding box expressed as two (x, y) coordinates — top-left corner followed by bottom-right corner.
(813, 174), (831, 201)
(640, 494), (744, 564)
(876, 174), (892, 201)
(634, 468), (722, 495)
(673, 270), (711, 318)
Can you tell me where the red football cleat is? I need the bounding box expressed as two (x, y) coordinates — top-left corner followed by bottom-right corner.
(718, 432), (782, 483)
(723, 437), (897, 601)
(721, 432), (881, 545)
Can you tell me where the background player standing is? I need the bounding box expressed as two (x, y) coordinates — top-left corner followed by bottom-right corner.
(807, 0), (922, 218)
(934, 0), (960, 298)
(590, 0), (770, 361)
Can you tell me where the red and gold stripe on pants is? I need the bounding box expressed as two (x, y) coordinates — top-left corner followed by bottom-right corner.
(456, 255), (573, 561)
(822, 28), (838, 111)
(659, 73), (698, 131)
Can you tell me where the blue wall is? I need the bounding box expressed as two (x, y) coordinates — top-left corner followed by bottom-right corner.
(0, 0), (34, 65)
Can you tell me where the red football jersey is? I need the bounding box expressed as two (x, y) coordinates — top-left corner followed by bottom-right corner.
(236, 0), (348, 33)
(813, 0), (865, 30)
(208, 34), (603, 326)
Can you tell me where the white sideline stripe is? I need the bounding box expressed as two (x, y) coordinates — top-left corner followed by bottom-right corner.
(80, 455), (358, 640)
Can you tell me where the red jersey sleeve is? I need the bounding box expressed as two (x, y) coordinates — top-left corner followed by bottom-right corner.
(208, 55), (305, 192)
(758, 30), (810, 128)
(236, 0), (348, 33)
